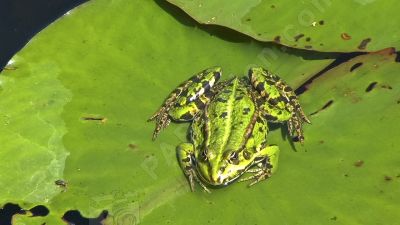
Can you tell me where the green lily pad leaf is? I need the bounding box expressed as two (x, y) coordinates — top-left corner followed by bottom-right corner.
(166, 0), (400, 52)
(141, 51), (400, 225)
(0, 0), (334, 224)
(0, 58), (71, 203)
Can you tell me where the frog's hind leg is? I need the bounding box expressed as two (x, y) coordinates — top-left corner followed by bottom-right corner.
(177, 143), (211, 193)
(239, 145), (280, 186)
(148, 67), (222, 140)
(249, 67), (310, 123)
(253, 93), (306, 143)
(248, 67), (310, 143)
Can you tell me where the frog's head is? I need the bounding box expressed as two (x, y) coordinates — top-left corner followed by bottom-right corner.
(197, 149), (254, 186)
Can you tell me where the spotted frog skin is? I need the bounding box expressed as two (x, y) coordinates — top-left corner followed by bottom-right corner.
(148, 67), (310, 192)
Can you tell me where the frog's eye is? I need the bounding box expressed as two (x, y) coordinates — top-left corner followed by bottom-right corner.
(228, 151), (239, 165)
(229, 151), (238, 160)
(242, 150), (251, 160)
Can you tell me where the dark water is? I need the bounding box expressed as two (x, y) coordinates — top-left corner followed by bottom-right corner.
(0, 202), (107, 225)
(0, 0), (87, 70)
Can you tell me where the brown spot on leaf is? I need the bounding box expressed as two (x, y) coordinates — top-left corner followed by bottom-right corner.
(319, 20), (325, 25)
(354, 160), (364, 167)
(350, 62), (363, 72)
(384, 176), (393, 181)
(341, 33), (351, 40)
(128, 143), (137, 150)
(246, 18), (251, 22)
(304, 45), (312, 49)
(271, 5), (275, 8)
(380, 84), (393, 90)
(306, 37), (311, 42)
(81, 116), (107, 123)
(371, 47), (395, 56)
(294, 34), (305, 42)
(343, 88), (362, 103)
(358, 38), (372, 50)
(274, 36), (281, 43)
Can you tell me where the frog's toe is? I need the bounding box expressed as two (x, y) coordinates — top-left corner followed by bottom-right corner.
(239, 169), (272, 187)
(287, 115), (306, 144)
(151, 116), (171, 140)
(202, 185), (211, 193)
(248, 173), (271, 187)
(303, 114), (311, 124)
(186, 169), (211, 193)
(187, 170), (196, 192)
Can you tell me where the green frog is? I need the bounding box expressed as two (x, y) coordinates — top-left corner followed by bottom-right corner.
(148, 67), (310, 192)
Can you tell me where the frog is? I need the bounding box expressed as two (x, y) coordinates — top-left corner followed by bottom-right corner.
(148, 67), (310, 192)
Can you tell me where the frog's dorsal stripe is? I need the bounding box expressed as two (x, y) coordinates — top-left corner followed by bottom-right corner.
(205, 78), (257, 163)
(227, 81), (260, 153)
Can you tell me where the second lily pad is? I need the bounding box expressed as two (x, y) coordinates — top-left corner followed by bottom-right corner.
(167, 0), (400, 52)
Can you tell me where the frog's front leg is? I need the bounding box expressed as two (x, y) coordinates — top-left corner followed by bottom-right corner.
(239, 145), (280, 186)
(177, 143), (211, 193)
(148, 67), (222, 140)
(248, 67), (310, 143)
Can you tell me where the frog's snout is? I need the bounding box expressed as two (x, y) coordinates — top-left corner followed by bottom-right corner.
(207, 164), (227, 186)
(210, 173), (221, 184)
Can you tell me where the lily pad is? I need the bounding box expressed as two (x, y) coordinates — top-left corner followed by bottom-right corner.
(0, 0), (335, 224)
(167, 0), (400, 52)
(142, 50), (400, 225)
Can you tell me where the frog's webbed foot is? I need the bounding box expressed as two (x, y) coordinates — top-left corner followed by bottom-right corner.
(238, 145), (279, 187)
(238, 161), (273, 187)
(288, 113), (306, 143)
(248, 67), (310, 143)
(148, 67), (222, 140)
(285, 90), (310, 144)
(148, 111), (171, 140)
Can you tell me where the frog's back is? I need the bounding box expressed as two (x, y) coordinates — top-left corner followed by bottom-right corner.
(204, 77), (256, 155)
